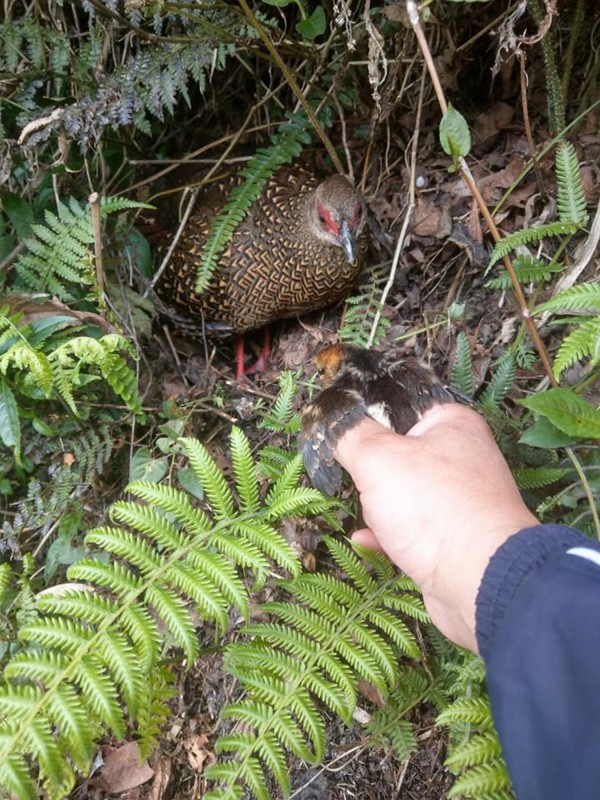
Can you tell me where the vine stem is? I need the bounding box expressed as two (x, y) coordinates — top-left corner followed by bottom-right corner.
(237, 0), (345, 175)
(405, 0), (557, 387)
(565, 447), (600, 539)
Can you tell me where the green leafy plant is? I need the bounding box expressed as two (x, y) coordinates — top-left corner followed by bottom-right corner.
(0, 428), (336, 798)
(535, 283), (600, 380)
(0, 308), (142, 460)
(340, 263), (393, 347)
(206, 539), (428, 799)
(259, 369), (302, 434)
(487, 142), (588, 272)
(11, 197), (147, 302)
(439, 103), (472, 171)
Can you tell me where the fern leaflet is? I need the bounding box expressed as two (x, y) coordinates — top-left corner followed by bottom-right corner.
(555, 141), (588, 225)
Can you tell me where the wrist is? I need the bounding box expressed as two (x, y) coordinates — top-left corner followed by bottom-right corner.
(423, 513), (538, 653)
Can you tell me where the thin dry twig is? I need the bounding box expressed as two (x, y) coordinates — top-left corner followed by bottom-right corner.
(89, 192), (105, 298)
(144, 189), (198, 298)
(366, 63), (426, 347)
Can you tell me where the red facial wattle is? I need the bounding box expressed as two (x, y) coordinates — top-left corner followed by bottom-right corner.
(317, 204), (340, 237)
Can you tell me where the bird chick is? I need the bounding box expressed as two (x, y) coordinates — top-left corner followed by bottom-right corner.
(154, 166), (368, 377)
(301, 343), (463, 495)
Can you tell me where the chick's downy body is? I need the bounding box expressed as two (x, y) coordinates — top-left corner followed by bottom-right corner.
(301, 343), (461, 495)
(155, 166), (367, 337)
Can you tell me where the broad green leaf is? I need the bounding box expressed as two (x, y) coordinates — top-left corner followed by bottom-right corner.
(123, 226), (153, 279)
(176, 466), (204, 500)
(28, 315), (83, 345)
(439, 104), (471, 167)
(519, 415), (579, 448)
(520, 388), (600, 439)
(297, 6), (326, 39)
(130, 447), (169, 482)
(0, 191), (35, 239)
(0, 378), (20, 452)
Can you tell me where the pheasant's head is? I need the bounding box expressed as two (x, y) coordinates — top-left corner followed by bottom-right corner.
(310, 176), (366, 263)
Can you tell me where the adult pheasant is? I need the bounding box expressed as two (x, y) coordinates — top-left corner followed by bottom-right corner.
(154, 164), (367, 377)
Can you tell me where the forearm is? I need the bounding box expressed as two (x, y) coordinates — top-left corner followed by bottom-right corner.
(476, 524), (600, 800)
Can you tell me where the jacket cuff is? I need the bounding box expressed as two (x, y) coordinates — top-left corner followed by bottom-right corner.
(475, 524), (592, 660)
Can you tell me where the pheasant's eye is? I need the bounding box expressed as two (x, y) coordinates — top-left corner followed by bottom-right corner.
(318, 212), (327, 226)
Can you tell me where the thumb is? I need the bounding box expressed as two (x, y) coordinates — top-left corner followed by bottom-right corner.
(351, 528), (384, 552)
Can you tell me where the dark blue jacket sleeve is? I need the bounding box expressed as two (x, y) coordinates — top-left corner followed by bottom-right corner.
(476, 524), (600, 800)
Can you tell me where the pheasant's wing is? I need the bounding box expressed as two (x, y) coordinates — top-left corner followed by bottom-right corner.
(300, 385), (368, 496)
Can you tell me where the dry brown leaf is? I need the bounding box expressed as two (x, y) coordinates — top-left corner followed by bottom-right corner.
(472, 102), (515, 147)
(182, 733), (212, 772)
(3, 294), (113, 332)
(467, 201), (483, 244)
(411, 196), (452, 239)
(357, 680), (386, 708)
(148, 756), (172, 800)
(97, 742), (154, 793)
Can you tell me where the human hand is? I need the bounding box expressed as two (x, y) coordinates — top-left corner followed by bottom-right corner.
(334, 404), (538, 651)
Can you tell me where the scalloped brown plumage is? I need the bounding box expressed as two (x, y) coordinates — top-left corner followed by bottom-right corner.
(154, 165), (368, 375)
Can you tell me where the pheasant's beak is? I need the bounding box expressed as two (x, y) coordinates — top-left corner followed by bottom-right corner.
(339, 220), (357, 263)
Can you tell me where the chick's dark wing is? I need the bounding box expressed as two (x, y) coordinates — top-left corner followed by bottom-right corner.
(300, 385), (368, 496)
(385, 357), (459, 409)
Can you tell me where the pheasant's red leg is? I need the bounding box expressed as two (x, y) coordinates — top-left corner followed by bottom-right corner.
(235, 327), (272, 379)
(235, 337), (246, 381)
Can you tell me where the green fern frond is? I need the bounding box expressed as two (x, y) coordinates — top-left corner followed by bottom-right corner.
(12, 196), (149, 302)
(136, 665), (177, 759)
(259, 370), (302, 433)
(513, 465), (572, 490)
(437, 697), (493, 726)
(366, 666), (433, 760)
(478, 350), (516, 411)
(16, 200), (93, 301)
(447, 763), (512, 798)
(552, 316), (600, 378)
(195, 112), (311, 293)
(230, 425), (261, 513)
(206, 536), (424, 798)
(555, 141), (588, 225)
(257, 445), (299, 481)
(451, 332), (475, 397)
(439, 687), (512, 798)
(486, 221), (580, 271)
(484, 256), (565, 290)
(0, 339), (53, 396)
(178, 435), (236, 520)
(0, 427), (328, 798)
(340, 263), (392, 347)
(535, 282), (600, 314)
(0, 564), (12, 601)
(445, 730), (504, 772)
(514, 339), (537, 370)
(49, 333), (142, 415)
